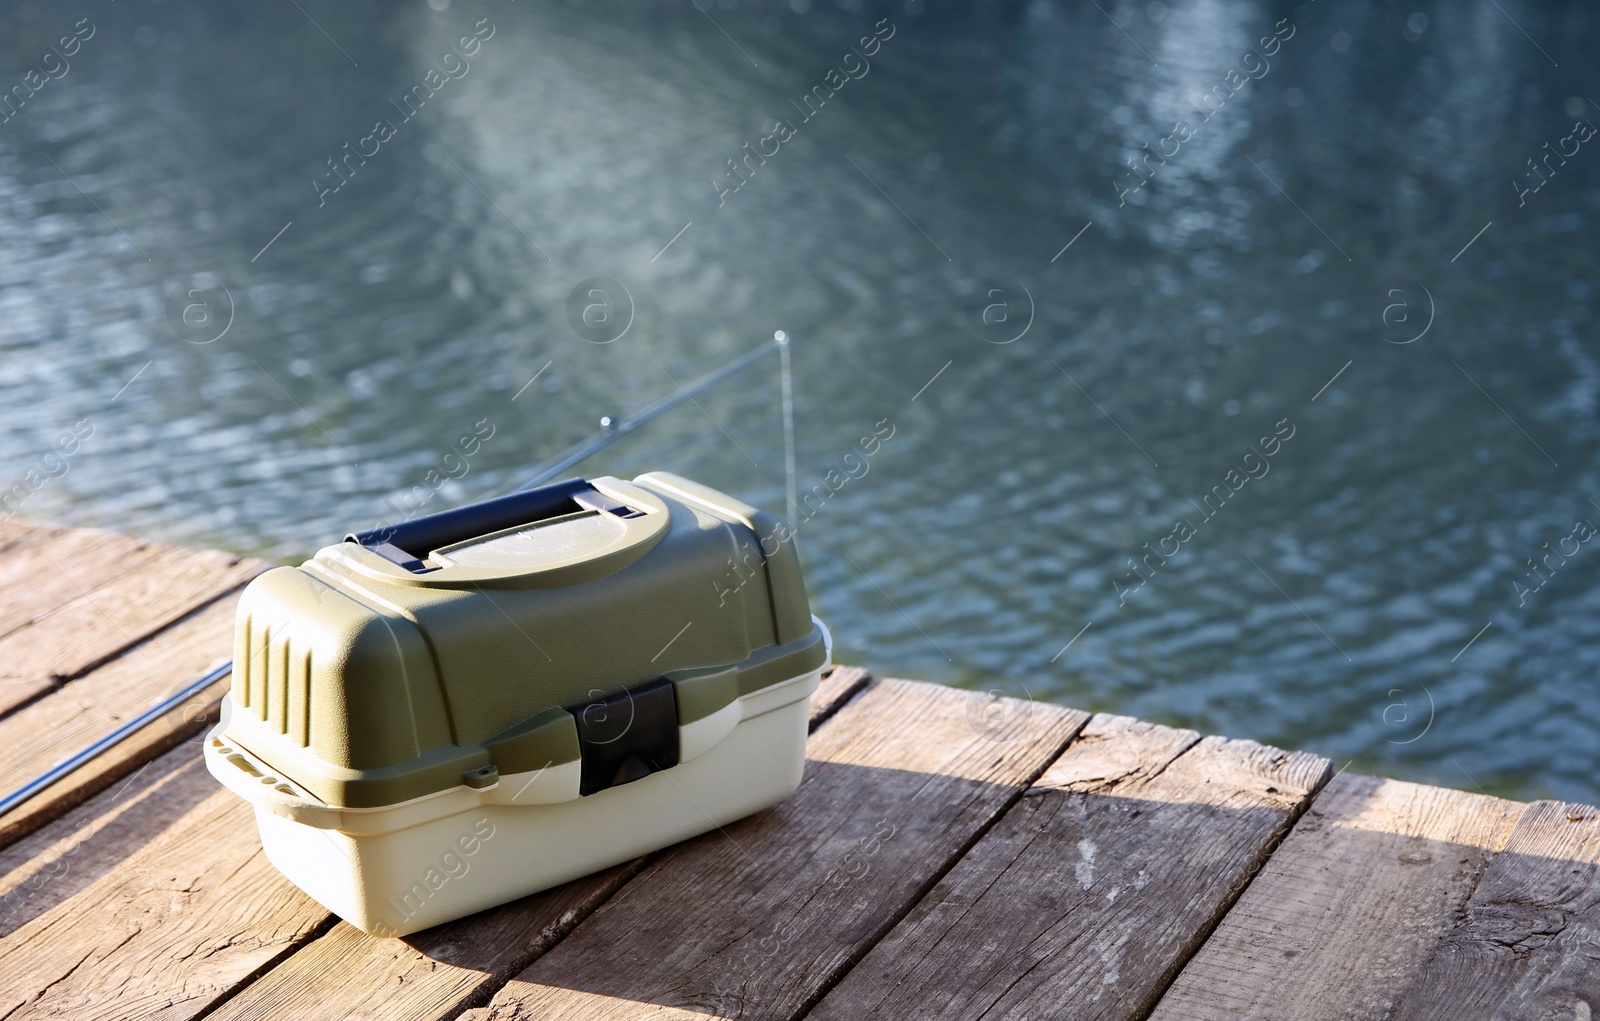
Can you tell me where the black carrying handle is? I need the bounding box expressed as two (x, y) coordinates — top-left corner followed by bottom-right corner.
(346, 477), (639, 572)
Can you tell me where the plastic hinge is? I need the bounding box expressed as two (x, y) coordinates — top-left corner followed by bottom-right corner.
(573, 488), (644, 519)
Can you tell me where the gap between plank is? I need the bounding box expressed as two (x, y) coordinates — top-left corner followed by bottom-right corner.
(1130, 754), (1338, 1021)
(441, 857), (658, 1020)
(1370, 791), (1521, 1010)
(0, 717), (220, 852)
(0, 574), (259, 729)
(787, 704), (1094, 1021)
(189, 913), (344, 1021)
(0, 580), (261, 850)
(807, 669), (875, 734)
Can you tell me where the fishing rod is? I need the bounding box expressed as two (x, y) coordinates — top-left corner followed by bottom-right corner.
(0, 332), (793, 820)
(0, 663), (234, 819)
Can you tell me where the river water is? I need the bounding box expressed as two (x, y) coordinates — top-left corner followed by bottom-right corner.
(2, 0), (1597, 801)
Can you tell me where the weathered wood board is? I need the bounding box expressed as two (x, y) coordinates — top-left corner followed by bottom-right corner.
(0, 542), (264, 716)
(1149, 772), (1527, 1020)
(0, 784), (331, 1021)
(1386, 797), (1600, 1019)
(0, 525), (156, 638)
(0, 594), (241, 847)
(807, 714), (1330, 1021)
(0, 746), (211, 940)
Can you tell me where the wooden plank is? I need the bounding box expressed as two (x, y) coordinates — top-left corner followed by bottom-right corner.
(0, 525), (161, 640)
(0, 591), (242, 848)
(806, 714), (1331, 1021)
(0, 517), (58, 558)
(202, 666), (878, 1021)
(1384, 797), (1600, 1019)
(1148, 772), (1525, 1020)
(461, 678), (1090, 1021)
(202, 861), (649, 1021)
(0, 545), (265, 717)
(0, 744), (215, 939)
(0, 781), (331, 1021)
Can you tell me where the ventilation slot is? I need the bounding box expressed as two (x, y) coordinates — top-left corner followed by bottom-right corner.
(237, 615), (252, 712)
(242, 618), (301, 734)
(253, 623), (272, 722)
(233, 615), (312, 745)
(292, 647), (312, 747)
(268, 630), (289, 734)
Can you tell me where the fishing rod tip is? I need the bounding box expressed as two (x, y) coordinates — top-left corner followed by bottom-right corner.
(774, 330), (789, 346)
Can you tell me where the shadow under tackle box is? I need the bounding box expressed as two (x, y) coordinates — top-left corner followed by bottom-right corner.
(204, 471), (830, 936)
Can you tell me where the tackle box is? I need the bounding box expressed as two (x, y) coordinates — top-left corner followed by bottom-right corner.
(204, 471), (829, 936)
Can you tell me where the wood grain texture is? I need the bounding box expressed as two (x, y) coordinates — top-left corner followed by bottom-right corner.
(0, 519), (60, 562)
(1385, 798), (1600, 1020)
(807, 714), (1331, 1021)
(0, 526), (162, 640)
(205, 665), (877, 1021)
(1149, 772), (1525, 1021)
(0, 745), (216, 938)
(463, 678), (1089, 1021)
(0, 593), (241, 848)
(203, 861), (650, 1021)
(0, 544), (265, 717)
(0, 516), (53, 542)
(0, 784), (331, 1021)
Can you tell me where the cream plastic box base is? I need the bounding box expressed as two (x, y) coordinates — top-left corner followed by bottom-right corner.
(207, 659), (825, 937)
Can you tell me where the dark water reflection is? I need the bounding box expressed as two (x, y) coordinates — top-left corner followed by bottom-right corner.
(1, 0), (1597, 800)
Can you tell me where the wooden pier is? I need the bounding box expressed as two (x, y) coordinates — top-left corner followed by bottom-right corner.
(0, 517), (1595, 1019)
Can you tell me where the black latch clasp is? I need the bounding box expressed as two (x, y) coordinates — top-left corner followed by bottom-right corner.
(569, 680), (679, 797)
